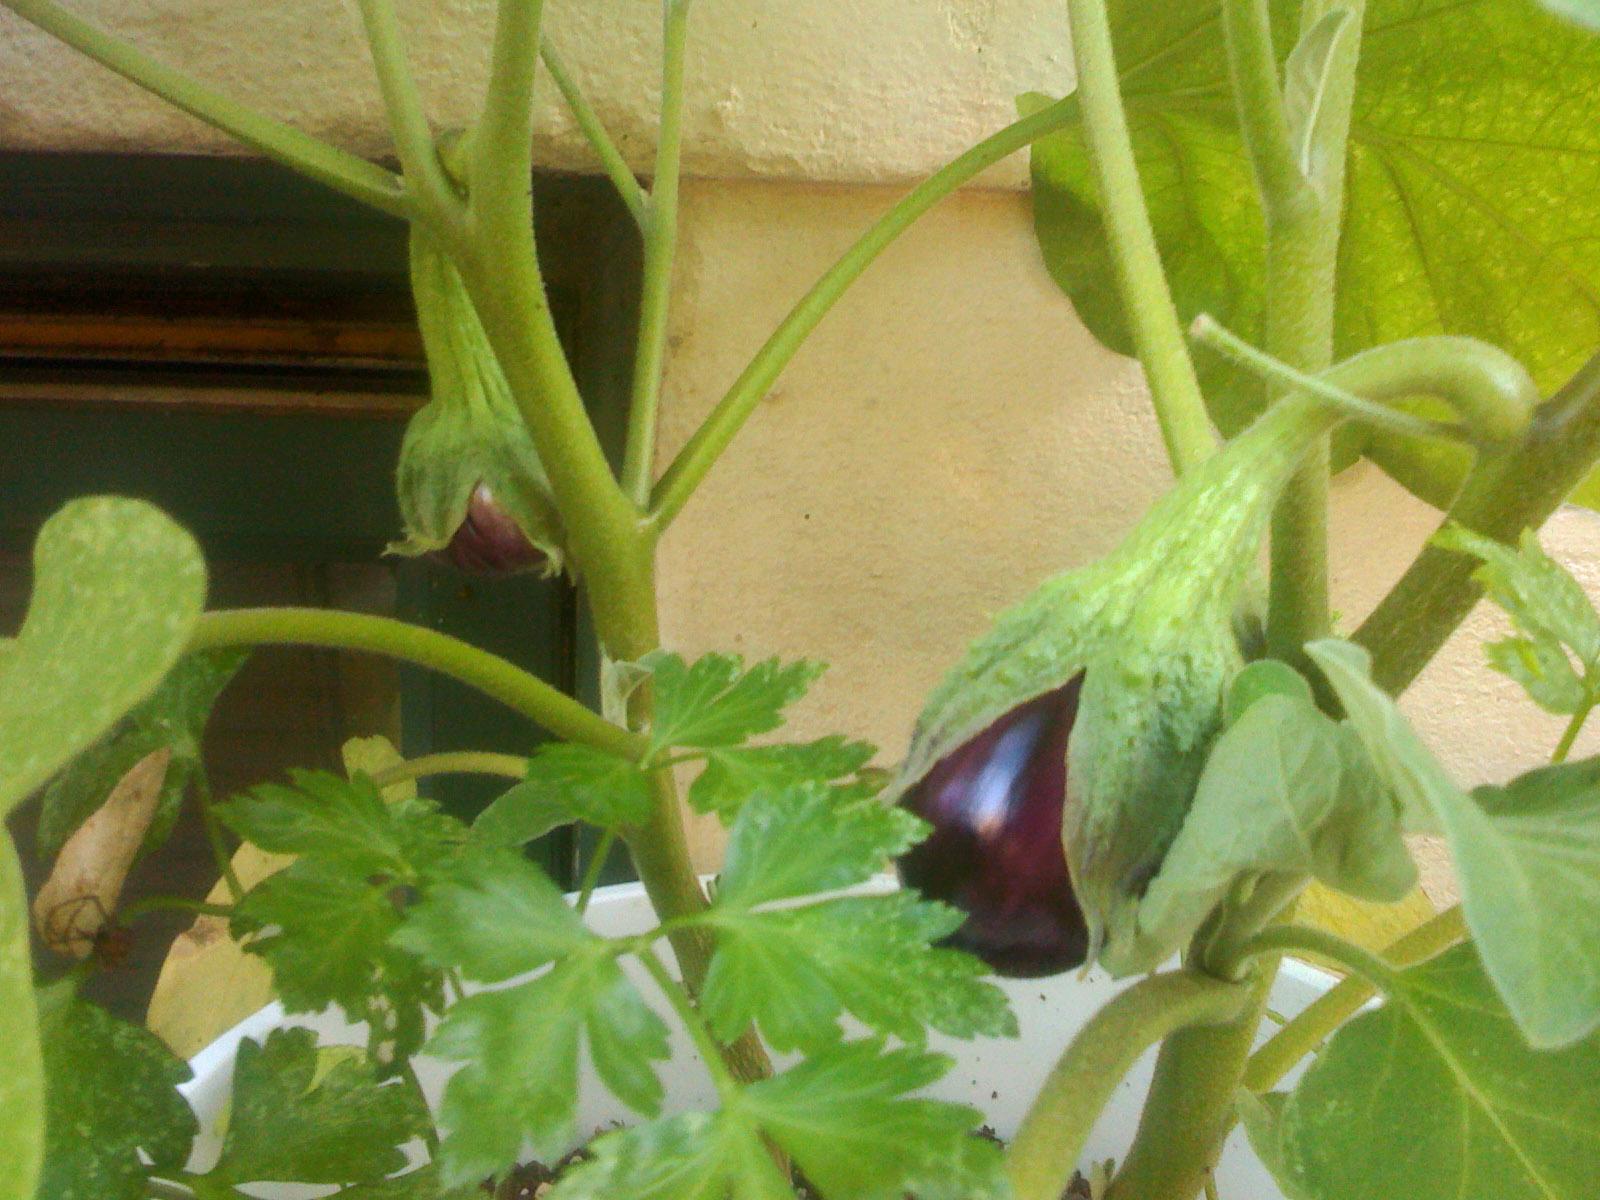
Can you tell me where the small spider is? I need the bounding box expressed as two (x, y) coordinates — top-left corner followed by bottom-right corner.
(38, 894), (135, 968)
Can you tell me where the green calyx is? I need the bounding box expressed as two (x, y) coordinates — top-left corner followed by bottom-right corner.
(389, 230), (566, 574)
(896, 392), (1342, 972)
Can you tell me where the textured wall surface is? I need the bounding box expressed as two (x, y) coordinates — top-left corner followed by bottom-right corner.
(0, 0), (1068, 187)
(654, 177), (1600, 868)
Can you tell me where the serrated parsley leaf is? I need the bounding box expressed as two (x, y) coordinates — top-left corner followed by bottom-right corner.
(715, 784), (924, 910)
(222, 772), (465, 1060)
(547, 1112), (792, 1200)
(701, 891), (1015, 1053)
(743, 1039), (1003, 1200)
(200, 1028), (429, 1187)
(645, 652), (824, 753)
(423, 952), (671, 1185)
(218, 770), (459, 876)
(35, 982), (197, 1200)
(1435, 525), (1600, 716)
(473, 744), (652, 847)
(395, 848), (592, 982)
(687, 737), (876, 817)
(399, 851), (670, 1185)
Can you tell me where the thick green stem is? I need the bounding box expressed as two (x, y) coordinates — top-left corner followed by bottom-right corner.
(622, 0), (693, 507)
(1242, 904), (1467, 1093)
(0, 832), (43, 1200)
(1105, 968), (1273, 1200)
(1358, 351), (1600, 695)
(0, 0), (409, 218)
(540, 39), (649, 229)
(1063, 0), (1215, 478)
(369, 751), (530, 789)
(188, 609), (639, 757)
(1005, 972), (1250, 1200)
(649, 95), (1084, 529)
(354, 0), (463, 235)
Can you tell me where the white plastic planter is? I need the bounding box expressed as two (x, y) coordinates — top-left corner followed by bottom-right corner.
(182, 879), (1330, 1199)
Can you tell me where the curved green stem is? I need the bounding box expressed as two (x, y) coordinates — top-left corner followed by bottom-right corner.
(188, 609), (640, 758)
(1222, 0), (1305, 214)
(622, 0), (693, 507)
(541, 39), (649, 229)
(0, 833), (43, 1200)
(1192, 319), (1538, 447)
(1063, 0), (1216, 478)
(354, 0), (463, 236)
(120, 896), (235, 922)
(648, 94), (1084, 530)
(1358, 350), (1600, 695)
(1225, 923), (1404, 994)
(1005, 971), (1250, 1200)
(1243, 904), (1467, 1093)
(369, 751), (530, 789)
(0, 0), (409, 218)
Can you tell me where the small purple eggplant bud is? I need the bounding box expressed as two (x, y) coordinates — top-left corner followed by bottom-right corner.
(896, 677), (1089, 978)
(437, 484), (549, 577)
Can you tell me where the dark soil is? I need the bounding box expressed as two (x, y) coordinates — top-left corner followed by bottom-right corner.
(486, 1129), (1094, 1199)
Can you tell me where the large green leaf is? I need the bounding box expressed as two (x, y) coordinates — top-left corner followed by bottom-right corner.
(1030, 0), (1600, 476)
(0, 835), (43, 1200)
(1261, 943), (1600, 1200)
(1310, 638), (1600, 1049)
(34, 981), (197, 1200)
(0, 497), (206, 817)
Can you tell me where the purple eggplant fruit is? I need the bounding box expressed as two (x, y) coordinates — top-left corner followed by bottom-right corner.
(437, 484), (549, 577)
(897, 676), (1089, 978)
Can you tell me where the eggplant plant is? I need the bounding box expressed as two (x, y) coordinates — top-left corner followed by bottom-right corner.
(2, 1), (1600, 1199)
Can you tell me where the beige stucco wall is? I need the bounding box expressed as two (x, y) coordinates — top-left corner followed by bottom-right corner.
(0, 0), (1066, 186)
(5, 2), (1598, 885)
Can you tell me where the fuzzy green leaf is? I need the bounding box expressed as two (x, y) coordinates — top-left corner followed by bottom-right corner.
(1542, 0), (1600, 30)
(473, 744), (652, 847)
(644, 652), (824, 753)
(201, 1028), (429, 1187)
(1130, 693), (1413, 969)
(700, 891), (1016, 1053)
(1434, 525), (1600, 714)
(1027, 0), (1600, 498)
(714, 784), (925, 911)
(37, 649), (248, 862)
(394, 848), (593, 983)
(422, 952), (670, 1185)
(1311, 638), (1600, 1048)
(33, 982), (196, 1200)
(687, 737), (876, 818)
(0, 835), (42, 1200)
(743, 1040), (1004, 1200)
(0, 497), (206, 819)
(1238, 1092), (1313, 1200)
(1272, 943), (1600, 1200)
(1282, 8), (1358, 180)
